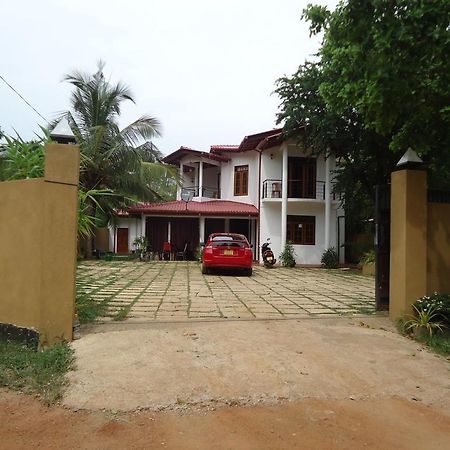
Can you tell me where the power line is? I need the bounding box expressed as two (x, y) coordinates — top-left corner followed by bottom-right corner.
(0, 74), (49, 124)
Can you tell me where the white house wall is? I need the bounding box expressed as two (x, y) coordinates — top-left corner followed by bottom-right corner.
(220, 152), (259, 206)
(260, 201), (341, 265)
(109, 217), (142, 253)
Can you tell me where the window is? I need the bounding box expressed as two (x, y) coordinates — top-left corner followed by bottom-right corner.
(234, 165), (248, 196)
(287, 215), (315, 245)
(288, 157), (316, 198)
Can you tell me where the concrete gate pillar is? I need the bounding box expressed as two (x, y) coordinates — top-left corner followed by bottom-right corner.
(389, 150), (427, 320)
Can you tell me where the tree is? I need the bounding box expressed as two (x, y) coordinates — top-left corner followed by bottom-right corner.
(275, 0), (450, 246)
(61, 62), (177, 255)
(303, 0), (450, 183)
(63, 61), (175, 202)
(275, 61), (397, 237)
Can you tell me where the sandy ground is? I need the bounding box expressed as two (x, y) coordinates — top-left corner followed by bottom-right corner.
(2, 391), (450, 450)
(64, 317), (450, 412)
(3, 316), (450, 449)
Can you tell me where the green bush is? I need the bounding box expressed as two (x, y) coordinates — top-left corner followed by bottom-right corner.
(280, 241), (296, 267)
(321, 247), (339, 269)
(414, 292), (450, 325)
(360, 249), (375, 265)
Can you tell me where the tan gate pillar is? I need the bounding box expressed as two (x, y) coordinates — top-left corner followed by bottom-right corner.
(389, 149), (427, 320)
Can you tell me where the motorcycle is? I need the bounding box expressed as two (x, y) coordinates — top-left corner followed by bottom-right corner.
(261, 238), (276, 267)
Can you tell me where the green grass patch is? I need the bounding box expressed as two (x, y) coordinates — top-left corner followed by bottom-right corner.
(423, 331), (450, 356)
(76, 292), (106, 323)
(0, 340), (75, 404)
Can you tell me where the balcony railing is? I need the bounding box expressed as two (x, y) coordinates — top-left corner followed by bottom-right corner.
(262, 179), (341, 200)
(181, 185), (220, 199)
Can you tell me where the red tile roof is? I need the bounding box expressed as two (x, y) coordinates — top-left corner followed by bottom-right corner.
(210, 128), (286, 154)
(128, 200), (259, 216)
(238, 128), (284, 152)
(163, 147), (230, 165)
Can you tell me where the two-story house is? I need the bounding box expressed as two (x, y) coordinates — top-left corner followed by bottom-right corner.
(110, 128), (345, 265)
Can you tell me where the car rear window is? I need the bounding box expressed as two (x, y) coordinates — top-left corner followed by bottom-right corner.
(210, 234), (247, 248)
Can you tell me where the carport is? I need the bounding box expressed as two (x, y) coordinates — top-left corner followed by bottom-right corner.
(127, 200), (259, 260)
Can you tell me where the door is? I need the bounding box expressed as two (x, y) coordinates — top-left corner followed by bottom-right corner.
(288, 157), (316, 198)
(116, 228), (129, 254)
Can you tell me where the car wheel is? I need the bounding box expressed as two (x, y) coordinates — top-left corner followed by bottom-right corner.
(201, 264), (209, 275)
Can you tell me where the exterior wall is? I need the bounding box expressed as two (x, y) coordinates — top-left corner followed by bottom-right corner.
(259, 144), (341, 265)
(427, 203), (450, 293)
(259, 201), (340, 265)
(95, 228), (110, 252)
(110, 216), (143, 253)
(220, 152), (259, 206)
(0, 144), (79, 346)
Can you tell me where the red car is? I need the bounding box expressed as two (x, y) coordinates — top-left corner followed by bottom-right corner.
(201, 233), (253, 276)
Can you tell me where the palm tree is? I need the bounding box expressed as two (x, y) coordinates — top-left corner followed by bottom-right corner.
(62, 62), (176, 256)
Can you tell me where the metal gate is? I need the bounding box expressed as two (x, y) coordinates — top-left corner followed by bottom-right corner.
(375, 185), (390, 310)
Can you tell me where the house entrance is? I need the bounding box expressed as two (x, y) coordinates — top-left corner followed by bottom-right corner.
(116, 228), (129, 254)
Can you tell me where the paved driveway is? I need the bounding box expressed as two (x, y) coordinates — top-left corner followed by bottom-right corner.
(77, 261), (375, 322)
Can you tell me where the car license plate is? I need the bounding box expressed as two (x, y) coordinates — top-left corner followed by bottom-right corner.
(224, 249), (234, 256)
(267, 256), (273, 261)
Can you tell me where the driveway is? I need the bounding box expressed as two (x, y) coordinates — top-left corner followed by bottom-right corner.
(76, 261), (375, 321)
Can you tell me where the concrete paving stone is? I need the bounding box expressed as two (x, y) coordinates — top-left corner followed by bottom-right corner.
(77, 262), (375, 321)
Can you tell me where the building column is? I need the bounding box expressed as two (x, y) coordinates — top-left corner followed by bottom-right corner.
(199, 160), (204, 198)
(178, 163), (184, 200)
(281, 144), (288, 250)
(324, 151), (331, 249)
(167, 220), (171, 243)
(199, 217), (205, 243)
(141, 214), (146, 237)
(225, 218), (230, 233)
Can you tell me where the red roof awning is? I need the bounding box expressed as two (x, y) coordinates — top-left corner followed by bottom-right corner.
(128, 200), (259, 217)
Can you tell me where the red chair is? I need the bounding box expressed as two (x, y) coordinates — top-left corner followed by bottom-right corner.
(162, 242), (172, 261)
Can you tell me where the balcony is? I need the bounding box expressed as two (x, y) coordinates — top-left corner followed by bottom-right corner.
(262, 179), (341, 201)
(181, 185), (220, 199)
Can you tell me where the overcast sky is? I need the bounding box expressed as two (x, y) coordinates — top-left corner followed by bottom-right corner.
(1, 0), (337, 155)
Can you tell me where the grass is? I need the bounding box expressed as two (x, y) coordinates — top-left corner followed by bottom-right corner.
(421, 331), (450, 356)
(396, 318), (450, 356)
(76, 292), (106, 323)
(0, 340), (75, 404)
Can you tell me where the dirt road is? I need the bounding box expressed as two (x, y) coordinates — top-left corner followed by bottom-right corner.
(2, 316), (450, 449)
(1, 390), (450, 449)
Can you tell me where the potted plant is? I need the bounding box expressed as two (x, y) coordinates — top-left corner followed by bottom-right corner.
(360, 249), (375, 275)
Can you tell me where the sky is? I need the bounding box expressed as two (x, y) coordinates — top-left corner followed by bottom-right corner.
(1, 0), (337, 155)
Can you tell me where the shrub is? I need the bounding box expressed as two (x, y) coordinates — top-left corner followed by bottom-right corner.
(280, 241), (296, 267)
(403, 304), (446, 338)
(321, 247), (339, 269)
(359, 249), (375, 265)
(414, 292), (450, 325)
